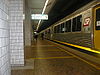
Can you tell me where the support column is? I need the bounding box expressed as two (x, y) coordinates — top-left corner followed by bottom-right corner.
(24, 0), (31, 46)
(9, 0), (24, 66)
(0, 0), (11, 75)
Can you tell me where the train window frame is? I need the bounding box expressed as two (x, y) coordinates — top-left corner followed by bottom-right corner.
(54, 24), (62, 33)
(61, 23), (65, 33)
(48, 29), (50, 34)
(65, 20), (71, 32)
(45, 30), (47, 34)
(95, 8), (100, 30)
(72, 17), (77, 32)
(72, 15), (82, 32)
(55, 25), (58, 33)
(57, 25), (59, 33)
(54, 26), (56, 33)
(58, 25), (61, 33)
(54, 26), (57, 33)
(76, 15), (82, 31)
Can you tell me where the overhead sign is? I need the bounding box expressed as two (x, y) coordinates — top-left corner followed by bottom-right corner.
(31, 14), (48, 20)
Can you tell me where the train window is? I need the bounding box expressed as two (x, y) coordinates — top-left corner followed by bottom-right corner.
(55, 26), (57, 33)
(76, 15), (82, 31)
(48, 29), (50, 34)
(56, 25), (59, 33)
(54, 27), (56, 33)
(65, 21), (68, 32)
(61, 23), (65, 33)
(72, 17), (77, 32)
(49, 29), (50, 33)
(65, 20), (71, 32)
(57, 25), (60, 33)
(58, 25), (61, 33)
(72, 15), (82, 32)
(96, 8), (100, 30)
(60, 24), (62, 33)
(54, 26), (57, 33)
(45, 31), (47, 34)
(57, 25), (59, 33)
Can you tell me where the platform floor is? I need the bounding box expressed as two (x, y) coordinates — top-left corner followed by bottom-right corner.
(11, 39), (100, 75)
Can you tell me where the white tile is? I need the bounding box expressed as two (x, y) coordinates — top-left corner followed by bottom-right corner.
(9, 0), (24, 67)
(0, 0), (10, 75)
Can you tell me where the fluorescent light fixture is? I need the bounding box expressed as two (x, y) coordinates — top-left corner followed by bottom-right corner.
(37, 20), (41, 30)
(31, 14), (48, 20)
(42, 0), (49, 14)
(36, 0), (49, 30)
(23, 14), (25, 20)
(34, 32), (37, 34)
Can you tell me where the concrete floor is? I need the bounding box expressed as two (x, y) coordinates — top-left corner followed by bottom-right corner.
(11, 39), (100, 75)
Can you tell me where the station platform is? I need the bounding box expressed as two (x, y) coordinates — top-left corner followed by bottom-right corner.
(12, 39), (100, 75)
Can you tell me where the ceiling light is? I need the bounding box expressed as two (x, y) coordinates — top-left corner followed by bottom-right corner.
(36, 0), (49, 30)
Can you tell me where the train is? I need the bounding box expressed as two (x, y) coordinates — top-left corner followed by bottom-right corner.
(40, 0), (100, 64)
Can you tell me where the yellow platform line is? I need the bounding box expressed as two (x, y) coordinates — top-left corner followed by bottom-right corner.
(57, 47), (100, 70)
(32, 50), (63, 51)
(30, 56), (74, 59)
(54, 40), (100, 54)
(31, 45), (55, 47)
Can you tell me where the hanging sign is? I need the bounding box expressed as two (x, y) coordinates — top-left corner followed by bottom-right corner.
(31, 14), (48, 20)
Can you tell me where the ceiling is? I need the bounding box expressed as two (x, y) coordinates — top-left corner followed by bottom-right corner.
(27, 0), (93, 32)
(27, 0), (56, 30)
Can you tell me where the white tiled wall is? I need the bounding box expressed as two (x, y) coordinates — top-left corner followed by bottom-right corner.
(0, 0), (11, 75)
(9, 0), (24, 66)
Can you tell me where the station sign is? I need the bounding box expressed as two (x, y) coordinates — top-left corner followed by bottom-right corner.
(31, 14), (48, 20)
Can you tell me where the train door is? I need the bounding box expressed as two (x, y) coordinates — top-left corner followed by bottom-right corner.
(93, 5), (100, 50)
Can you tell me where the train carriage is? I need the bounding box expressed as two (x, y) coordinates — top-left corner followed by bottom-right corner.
(40, 0), (100, 64)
